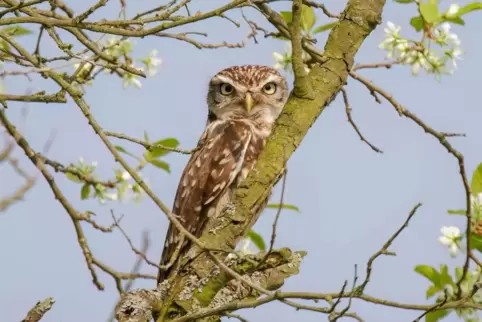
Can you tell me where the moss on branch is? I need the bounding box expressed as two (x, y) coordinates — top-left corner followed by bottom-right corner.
(156, 0), (386, 320)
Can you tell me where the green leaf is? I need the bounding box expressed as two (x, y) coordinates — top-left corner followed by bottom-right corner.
(246, 230), (266, 251)
(443, 16), (465, 25)
(301, 5), (316, 32)
(419, 1), (440, 23)
(425, 309), (450, 322)
(148, 159), (171, 173)
(455, 266), (463, 280)
(470, 233), (482, 253)
(81, 184), (91, 200)
(150, 138), (180, 157)
(439, 264), (455, 287)
(266, 203), (300, 212)
(280, 11), (293, 23)
(471, 162), (482, 195)
(410, 16), (425, 31)
(393, 0), (415, 3)
(415, 265), (441, 286)
(65, 172), (83, 184)
(312, 22), (337, 34)
(447, 209), (466, 215)
(426, 285), (441, 299)
(1, 25), (33, 36)
(115, 145), (138, 159)
(457, 3), (482, 17)
(115, 145), (128, 154)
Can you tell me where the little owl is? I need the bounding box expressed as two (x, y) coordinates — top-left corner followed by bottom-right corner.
(157, 65), (289, 283)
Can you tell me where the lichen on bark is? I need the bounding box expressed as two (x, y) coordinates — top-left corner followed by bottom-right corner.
(117, 1), (387, 321)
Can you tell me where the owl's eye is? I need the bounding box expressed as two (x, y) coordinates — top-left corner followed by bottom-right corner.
(220, 83), (234, 95)
(262, 82), (277, 95)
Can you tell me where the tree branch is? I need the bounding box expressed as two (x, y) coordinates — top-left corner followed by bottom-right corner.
(153, 0), (386, 320)
(21, 297), (55, 322)
(348, 70), (472, 294)
(290, 0), (313, 98)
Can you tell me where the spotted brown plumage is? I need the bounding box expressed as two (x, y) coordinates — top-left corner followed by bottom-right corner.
(157, 65), (289, 284)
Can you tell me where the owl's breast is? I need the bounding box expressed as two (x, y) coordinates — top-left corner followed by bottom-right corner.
(237, 131), (267, 184)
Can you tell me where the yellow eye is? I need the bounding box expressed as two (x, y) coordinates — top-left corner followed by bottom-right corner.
(262, 82), (277, 95)
(220, 83), (234, 95)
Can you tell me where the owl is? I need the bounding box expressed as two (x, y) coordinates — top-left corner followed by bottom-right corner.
(157, 65), (289, 284)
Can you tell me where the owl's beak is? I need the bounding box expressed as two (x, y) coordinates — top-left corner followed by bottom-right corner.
(244, 92), (254, 112)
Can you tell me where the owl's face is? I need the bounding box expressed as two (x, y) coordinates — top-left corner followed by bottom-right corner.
(206, 65), (289, 123)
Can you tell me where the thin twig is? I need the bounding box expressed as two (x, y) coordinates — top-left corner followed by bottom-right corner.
(0, 107), (154, 291)
(267, 170), (287, 254)
(358, 203), (422, 292)
(0, 157), (36, 212)
(302, 0), (340, 18)
(105, 131), (196, 154)
(352, 61), (399, 71)
(111, 211), (163, 270)
(331, 265), (359, 322)
(341, 87), (383, 153)
(349, 70), (472, 294)
(224, 313), (250, 322)
(107, 231), (151, 322)
(413, 289), (448, 322)
(257, 166), (288, 268)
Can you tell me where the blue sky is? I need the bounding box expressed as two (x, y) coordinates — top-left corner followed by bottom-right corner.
(1, 1), (481, 321)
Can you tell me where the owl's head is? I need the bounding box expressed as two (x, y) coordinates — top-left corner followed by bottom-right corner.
(206, 65), (289, 123)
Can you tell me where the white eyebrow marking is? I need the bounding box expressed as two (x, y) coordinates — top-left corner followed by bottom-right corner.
(213, 75), (235, 85)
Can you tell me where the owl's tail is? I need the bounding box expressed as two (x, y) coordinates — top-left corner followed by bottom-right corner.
(157, 224), (190, 285)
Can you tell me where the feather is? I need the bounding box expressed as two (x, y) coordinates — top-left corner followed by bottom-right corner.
(157, 120), (256, 283)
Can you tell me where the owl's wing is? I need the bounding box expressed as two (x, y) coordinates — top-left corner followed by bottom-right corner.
(157, 121), (252, 283)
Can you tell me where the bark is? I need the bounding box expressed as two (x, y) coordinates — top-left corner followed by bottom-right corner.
(116, 0), (387, 321)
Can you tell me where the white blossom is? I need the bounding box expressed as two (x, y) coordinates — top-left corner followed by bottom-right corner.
(120, 171), (131, 181)
(272, 41), (310, 73)
(446, 4), (460, 18)
(123, 65), (144, 89)
(141, 49), (162, 76)
(470, 193), (482, 221)
(104, 192), (118, 201)
(385, 21), (401, 37)
(273, 42), (292, 71)
(238, 238), (256, 255)
(73, 58), (96, 73)
(470, 193), (482, 208)
(433, 23), (461, 47)
(378, 21), (409, 59)
(378, 20), (462, 77)
(411, 61), (421, 75)
(409, 51), (432, 75)
(98, 192), (119, 204)
(445, 46), (463, 68)
(104, 36), (133, 58)
(438, 226), (462, 257)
